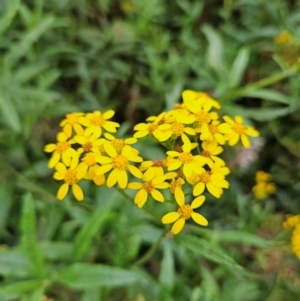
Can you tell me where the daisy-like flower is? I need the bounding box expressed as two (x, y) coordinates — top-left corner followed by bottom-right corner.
(221, 115), (259, 148)
(77, 152), (102, 177)
(84, 166), (106, 186)
(159, 120), (196, 142)
(199, 141), (225, 166)
(104, 133), (137, 154)
(140, 159), (167, 178)
(134, 114), (171, 142)
(53, 162), (85, 201)
(188, 163), (230, 198)
(79, 110), (120, 138)
(182, 90), (221, 110)
(167, 136), (204, 178)
(96, 144), (143, 189)
(44, 132), (78, 168)
(128, 173), (169, 208)
(252, 181), (276, 200)
(161, 189), (208, 235)
(59, 112), (85, 138)
(169, 176), (185, 194)
(206, 120), (227, 145)
(75, 134), (104, 154)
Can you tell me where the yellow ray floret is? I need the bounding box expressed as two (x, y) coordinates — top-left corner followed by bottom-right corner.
(161, 188), (208, 235)
(59, 112), (85, 137)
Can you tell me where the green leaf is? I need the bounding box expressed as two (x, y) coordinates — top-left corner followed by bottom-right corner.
(72, 191), (119, 261)
(0, 94), (21, 132)
(20, 193), (45, 277)
(229, 48), (250, 88)
(202, 25), (225, 73)
(4, 15), (55, 68)
(244, 107), (291, 121)
(241, 89), (292, 104)
(80, 289), (101, 301)
(57, 263), (141, 289)
(0, 249), (30, 277)
(159, 241), (175, 291)
(176, 234), (245, 272)
(0, 183), (13, 230)
(0, 280), (42, 297)
(0, 0), (20, 36)
(40, 241), (72, 261)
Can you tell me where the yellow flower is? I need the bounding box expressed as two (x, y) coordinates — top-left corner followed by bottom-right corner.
(44, 132), (78, 168)
(252, 182), (276, 200)
(283, 215), (300, 230)
(160, 121), (196, 142)
(188, 163), (230, 198)
(182, 90), (221, 110)
(275, 31), (293, 44)
(206, 120), (227, 145)
(84, 166), (106, 186)
(96, 144), (143, 189)
(104, 133), (137, 154)
(199, 140), (225, 166)
(53, 163), (85, 201)
(75, 134), (104, 154)
(291, 224), (300, 259)
(77, 152), (102, 177)
(256, 171), (272, 182)
(221, 115), (259, 148)
(167, 136), (204, 178)
(79, 110), (120, 138)
(133, 113), (169, 141)
(59, 112), (85, 137)
(161, 189), (208, 235)
(169, 177), (185, 194)
(140, 159), (167, 178)
(128, 173), (169, 208)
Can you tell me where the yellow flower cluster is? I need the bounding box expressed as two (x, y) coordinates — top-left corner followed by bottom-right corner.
(274, 31), (293, 45)
(283, 215), (300, 259)
(252, 171), (276, 200)
(45, 90), (260, 235)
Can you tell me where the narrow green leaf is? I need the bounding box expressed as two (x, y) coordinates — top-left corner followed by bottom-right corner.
(176, 234), (243, 271)
(0, 183), (13, 230)
(40, 241), (72, 261)
(28, 287), (44, 301)
(159, 241), (175, 291)
(245, 107), (291, 121)
(0, 95), (21, 132)
(72, 191), (119, 261)
(58, 263), (141, 289)
(0, 0), (20, 36)
(0, 280), (42, 297)
(202, 25), (225, 73)
(241, 89), (292, 104)
(4, 15), (55, 68)
(20, 193), (45, 277)
(0, 250), (30, 277)
(80, 289), (101, 301)
(229, 48), (250, 88)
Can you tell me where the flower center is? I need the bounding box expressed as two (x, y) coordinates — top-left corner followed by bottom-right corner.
(195, 111), (210, 124)
(171, 122), (185, 136)
(94, 174), (105, 186)
(174, 145), (183, 153)
(83, 142), (93, 152)
(83, 153), (97, 166)
(170, 179), (183, 193)
(233, 123), (246, 135)
(178, 152), (193, 164)
(209, 124), (219, 134)
(64, 169), (78, 185)
(148, 123), (158, 133)
(142, 181), (154, 193)
(158, 118), (165, 125)
(111, 139), (125, 152)
(178, 204), (192, 219)
(56, 142), (69, 154)
(199, 171), (211, 183)
(91, 115), (105, 126)
(112, 155), (129, 170)
(153, 159), (164, 167)
(201, 150), (211, 157)
(66, 113), (79, 125)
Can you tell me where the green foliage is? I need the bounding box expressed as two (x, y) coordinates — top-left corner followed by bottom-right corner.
(0, 0), (300, 300)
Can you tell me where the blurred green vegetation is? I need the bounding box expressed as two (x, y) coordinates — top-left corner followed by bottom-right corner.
(0, 0), (300, 300)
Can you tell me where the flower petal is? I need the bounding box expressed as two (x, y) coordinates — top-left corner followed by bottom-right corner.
(150, 189), (164, 202)
(191, 195), (206, 209)
(162, 212), (180, 224)
(191, 212), (208, 226)
(175, 188), (185, 206)
(72, 183), (84, 201)
(171, 218), (185, 235)
(57, 183), (69, 200)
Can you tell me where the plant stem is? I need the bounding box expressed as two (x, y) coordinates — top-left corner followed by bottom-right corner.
(132, 228), (169, 267)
